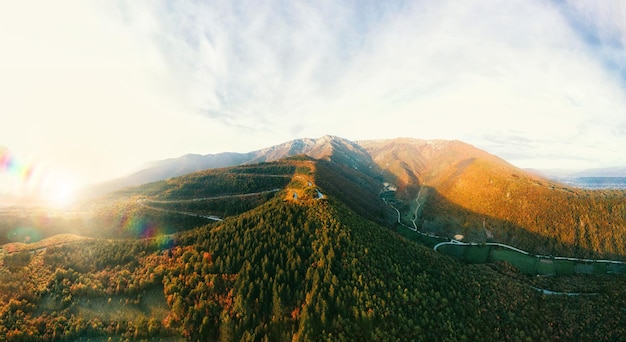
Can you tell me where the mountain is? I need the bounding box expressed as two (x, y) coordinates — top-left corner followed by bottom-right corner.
(358, 138), (514, 194)
(84, 135), (374, 198)
(2, 156), (626, 340)
(533, 167), (626, 181)
(84, 152), (256, 198)
(571, 167), (626, 178)
(82, 136), (626, 259)
(90, 136), (538, 198)
(248, 135), (372, 166)
(533, 167), (626, 191)
(88, 137), (626, 196)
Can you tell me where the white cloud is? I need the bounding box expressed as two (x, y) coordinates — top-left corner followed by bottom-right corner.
(2, 0), (626, 195)
(563, 1), (626, 70)
(0, 1), (223, 187)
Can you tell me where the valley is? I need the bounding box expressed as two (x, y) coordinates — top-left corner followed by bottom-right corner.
(379, 180), (626, 277)
(434, 241), (626, 276)
(1, 137), (626, 340)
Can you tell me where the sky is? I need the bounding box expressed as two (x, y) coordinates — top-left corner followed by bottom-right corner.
(1, 0), (626, 202)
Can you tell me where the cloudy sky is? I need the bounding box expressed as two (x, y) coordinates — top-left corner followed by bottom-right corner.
(1, 0), (626, 199)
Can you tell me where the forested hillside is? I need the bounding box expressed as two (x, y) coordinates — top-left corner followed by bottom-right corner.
(2, 196), (625, 340)
(75, 136), (626, 262)
(1, 158), (626, 340)
(420, 158), (626, 259)
(361, 138), (626, 260)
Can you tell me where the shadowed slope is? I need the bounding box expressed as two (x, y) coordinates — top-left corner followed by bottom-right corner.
(359, 138), (626, 259)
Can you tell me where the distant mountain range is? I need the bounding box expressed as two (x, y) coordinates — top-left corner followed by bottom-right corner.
(85, 135), (369, 197)
(85, 136), (515, 196)
(86, 135), (626, 196)
(532, 167), (626, 179)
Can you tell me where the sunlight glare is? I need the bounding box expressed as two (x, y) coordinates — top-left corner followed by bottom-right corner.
(41, 173), (77, 208)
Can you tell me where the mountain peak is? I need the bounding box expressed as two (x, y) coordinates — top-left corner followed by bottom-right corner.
(85, 136), (527, 199)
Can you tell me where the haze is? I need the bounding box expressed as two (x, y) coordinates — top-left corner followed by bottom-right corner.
(2, 0), (626, 202)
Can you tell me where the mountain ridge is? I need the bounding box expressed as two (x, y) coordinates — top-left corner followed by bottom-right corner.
(78, 135), (626, 259)
(84, 135), (529, 197)
(84, 135), (626, 260)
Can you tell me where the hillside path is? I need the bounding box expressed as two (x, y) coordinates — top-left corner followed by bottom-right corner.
(433, 240), (626, 265)
(137, 199), (223, 221)
(411, 187), (424, 230)
(379, 185), (440, 239)
(136, 188), (282, 221)
(378, 183), (626, 266)
(145, 188), (280, 204)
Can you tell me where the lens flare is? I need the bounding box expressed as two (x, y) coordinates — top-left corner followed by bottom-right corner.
(116, 213), (176, 249)
(6, 226), (43, 243)
(1, 146), (77, 207)
(40, 173), (77, 208)
(0, 146), (34, 180)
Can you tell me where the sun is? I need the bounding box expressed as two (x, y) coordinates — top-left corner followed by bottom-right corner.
(41, 174), (77, 208)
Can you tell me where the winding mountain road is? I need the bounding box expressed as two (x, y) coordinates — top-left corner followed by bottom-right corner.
(378, 183), (626, 266)
(411, 187), (424, 230)
(530, 286), (597, 296)
(145, 189), (281, 204)
(433, 238), (626, 266)
(137, 198), (224, 221)
(136, 189), (281, 221)
(379, 186), (440, 238)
